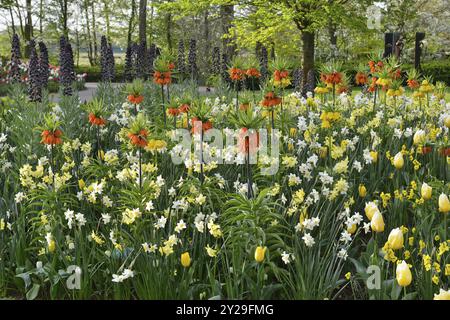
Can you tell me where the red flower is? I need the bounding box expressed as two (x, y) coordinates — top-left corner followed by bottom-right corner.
(261, 92), (282, 108)
(355, 72), (368, 85)
(246, 68), (261, 78)
(89, 113), (107, 126)
(239, 103), (250, 111)
(407, 79), (420, 89)
(168, 108), (180, 116)
(191, 117), (213, 134)
(153, 71), (172, 85)
(273, 70), (289, 82)
(422, 146), (432, 155)
(178, 104), (190, 113)
(41, 129), (63, 145)
(439, 147), (450, 157)
(128, 94), (144, 105)
(127, 129), (148, 148)
(229, 68), (245, 81)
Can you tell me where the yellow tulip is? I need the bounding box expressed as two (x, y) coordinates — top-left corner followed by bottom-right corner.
(434, 289), (450, 300)
(98, 149), (105, 160)
(48, 239), (56, 253)
(413, 130), (426, 145)
(396, 260), (412, 287)
(254, 246), (267, 263)
(444, 116), (450, 128)
(387, 228), (404, 250)
(364, 202), (379, 221)
(371, 211), (385, 233)
(358, 184), (367, 198)
(370, 151), (378, 163)
(319, 146), (328, 159)
(78, 179), (85, 190)
(438, 194), (450, 213)
(347, 223), (357, 234)
(393, 152), (404, 169)
(181, 252), (191, 268)
(421, 183), (432, 200)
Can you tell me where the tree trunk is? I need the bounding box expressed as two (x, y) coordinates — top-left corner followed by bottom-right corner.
(91, 2), (98, 63)
(103, 1), (111, 41)
(127, 0), (136, 46)
(39, 0), (43, 35)
(203, 10), (210, 71)
(60, 0), (68, 38)
(328, 20), (337, 58)
(9, 6), (16, 35)
(302, 31), (315, 94)
(24, 0), (33, 57)
(84, 0), (94, 66)
(15, 0), (25, 37)
(138, 0), (147, 44)
(166, 13), (173, 51)
(220, 4), (235, 60)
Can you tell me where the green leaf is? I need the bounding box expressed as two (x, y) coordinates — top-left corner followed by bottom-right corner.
(26, 284), (40, 300)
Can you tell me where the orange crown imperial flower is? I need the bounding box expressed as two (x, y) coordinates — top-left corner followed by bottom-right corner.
(127, 94), (144, 105)
(246, 68), (261, 78)
(89, 113), (107, 126)
(229, 67), (245, 81)
(127, 129), (149, 148)
(261, 91), (282, 108)
(41, 129), (63, 145)
(153, 71), (172, 85)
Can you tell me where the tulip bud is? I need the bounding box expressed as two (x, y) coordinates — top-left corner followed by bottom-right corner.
(421, 183), (432, 200)
(181, 252), (191, 268)
(370, 151), (378, 163)
(78, 179), (85, 190)
(434, 289), (450, 300)
(396, 260), (412, 287)
(413, 129), (426, 145)
(347, 223), (357, 234)
(438, 194), (450, 213)
(444, 116), (450, 128)
(254, 246), (267, 263)
(388, 228), (404, 250)
(371, 211), (385, 233)
(364, 202), (379, 221)
(358, 184), (367, 198)
(393, 152), (404, 169)
(48, 239), (56, 253)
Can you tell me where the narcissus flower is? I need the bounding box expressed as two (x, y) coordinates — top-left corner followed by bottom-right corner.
(393, 152), (404, 169)
(370, 151), (378, 163)
(388, 228), (404, 250)
(438, 194), (450, 213)
(421, 183), (432, 200)
(181, 252), (191, 268)
(396, 260), (412, 287)
(371, 211), (385, 233)
(254, 246), (267, 263)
